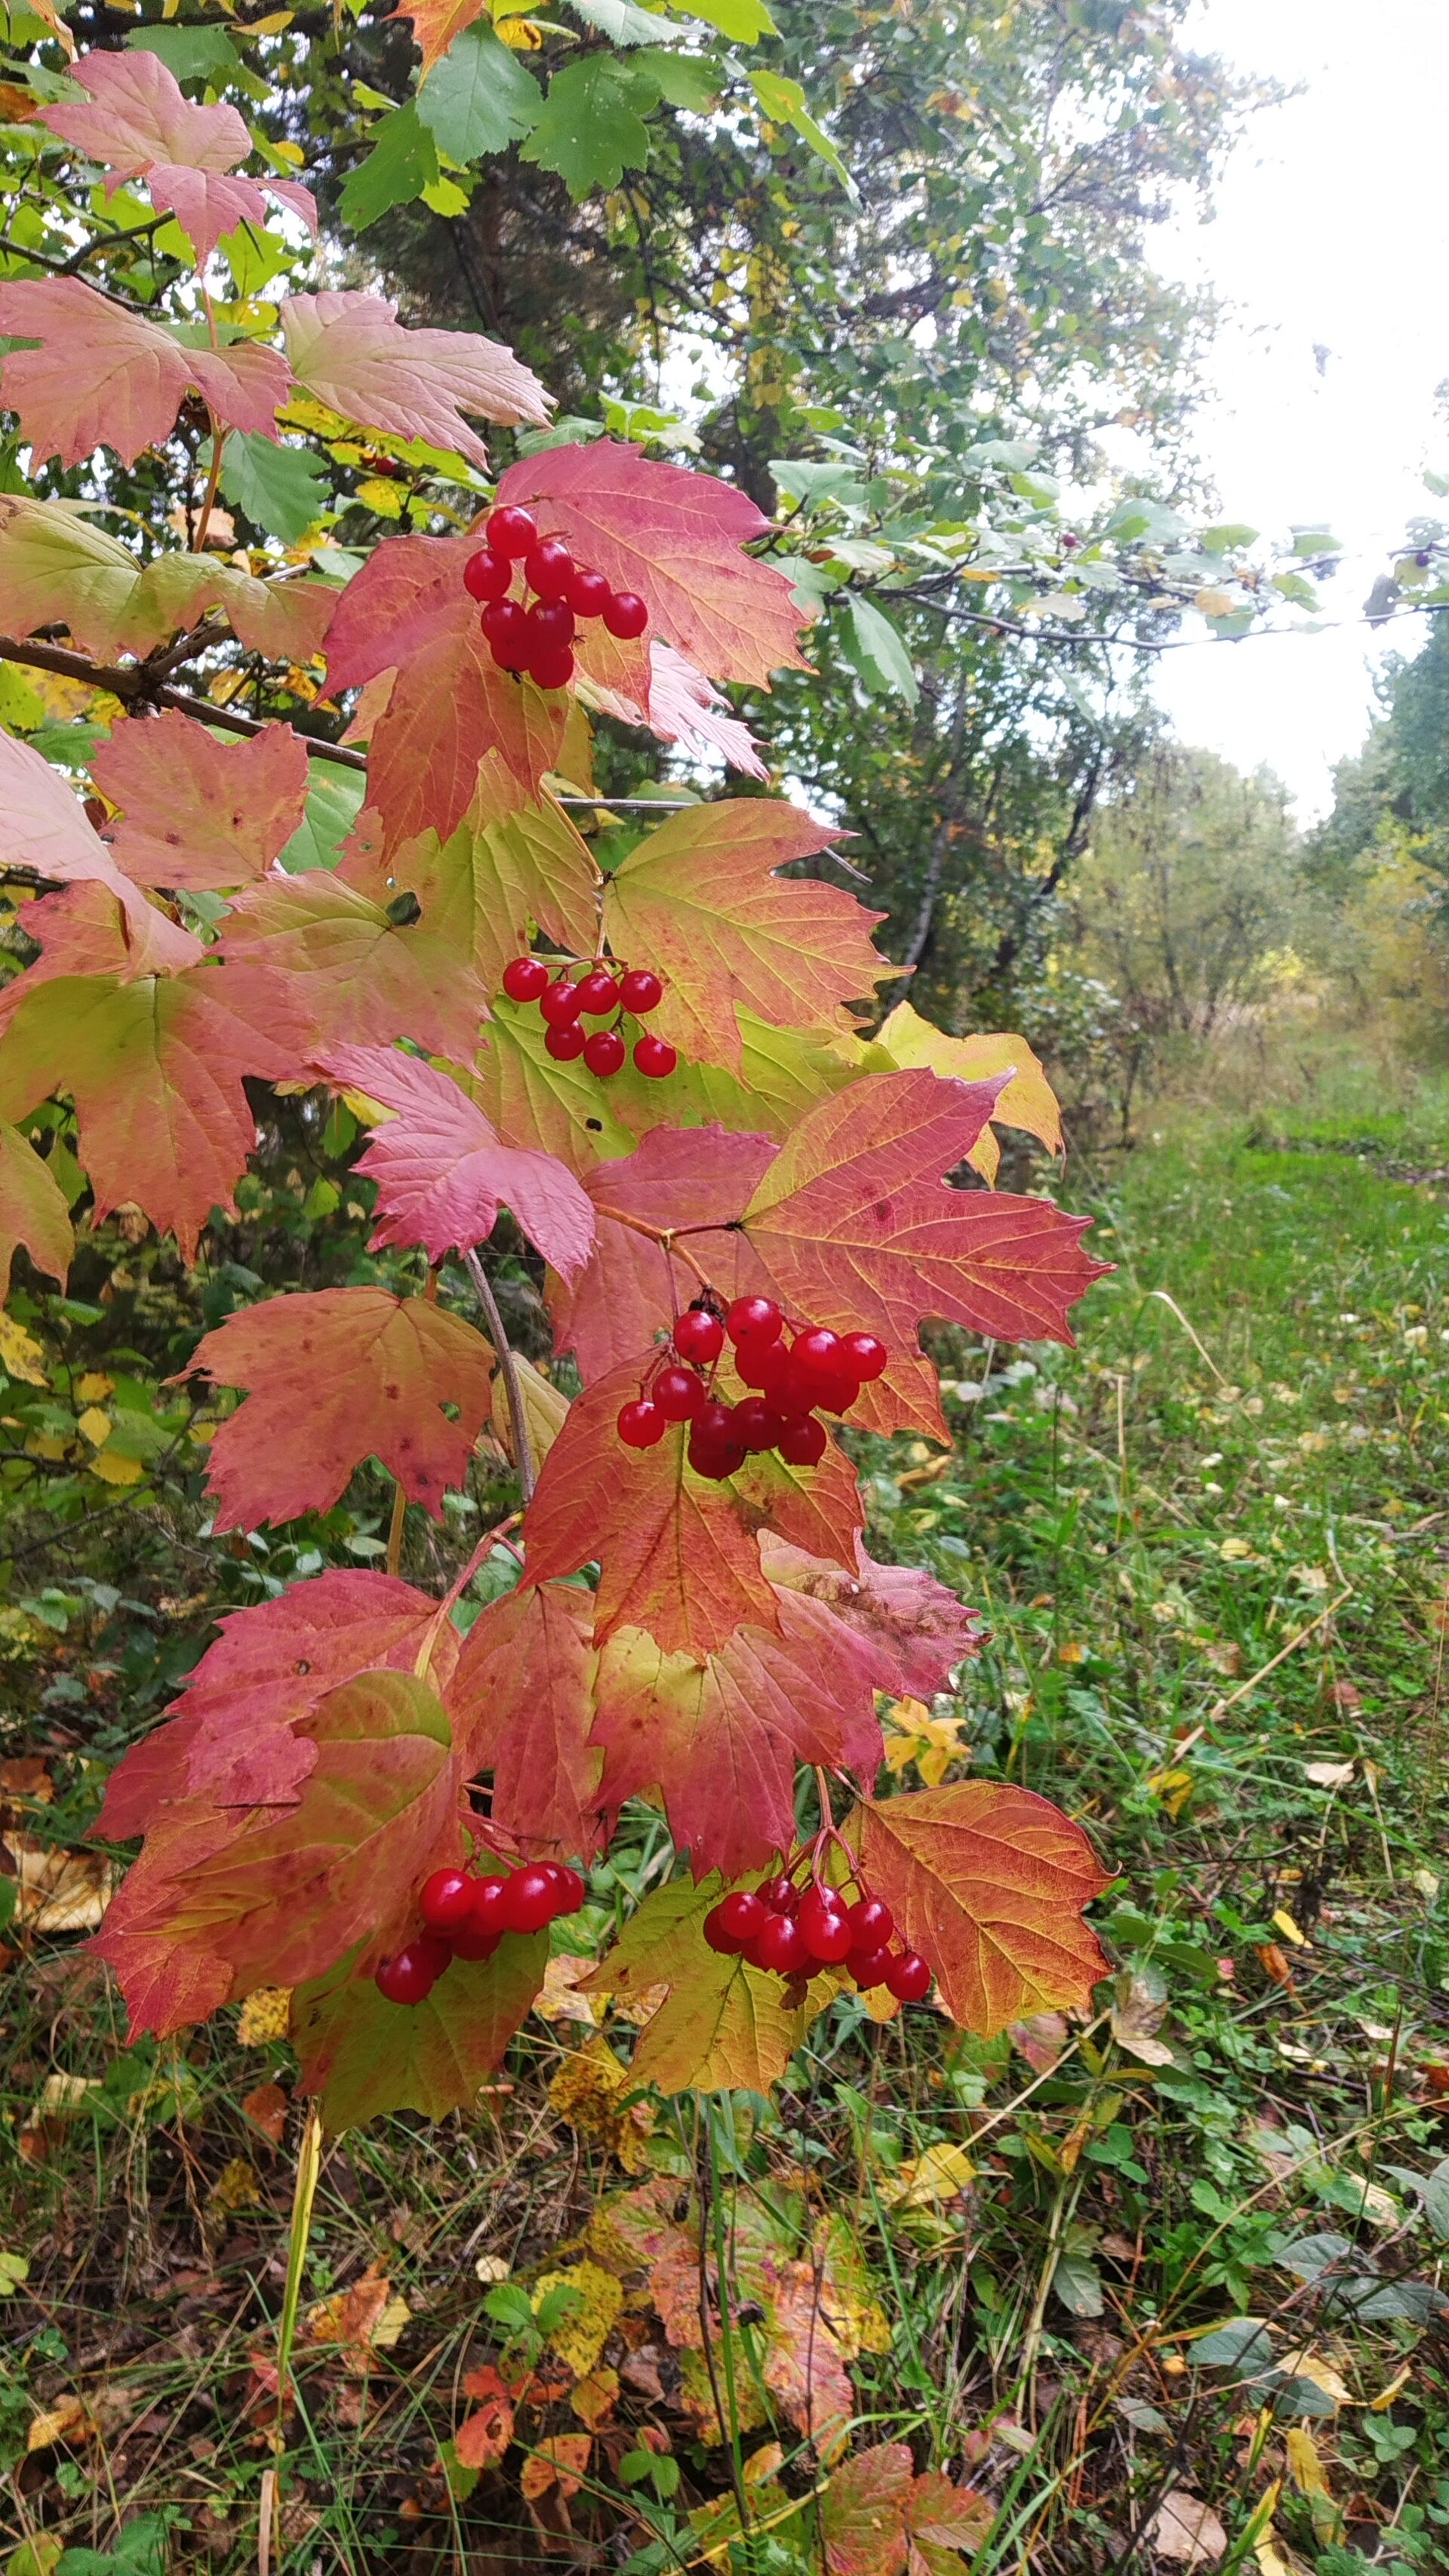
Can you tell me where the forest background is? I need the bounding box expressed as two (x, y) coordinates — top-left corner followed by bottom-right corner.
(2, 4), (1449, 2574)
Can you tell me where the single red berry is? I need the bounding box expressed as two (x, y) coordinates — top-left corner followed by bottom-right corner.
(705, 1890), (768, 1954)
(500, 1864), (559, 1934)
(529, 644), (575, 691)
(550, 1864), (587, 1913)
(794, 1326), (844, 1380)
(449, 1923), (502, 1961)
(376, 1936), (451, 2005)
(539, 977), (583, 1026)
(481, 598), (530, 669)
(654, 1365), (706, 1422)
(777, 1413), (828, 1467)
(673, 1307), (724, 1367)
(464, 546), (510, 602)
(688, 1417), (746, 1480)
(751, 1343), (808, 1408)
(583, 1027), (626, 1077)
(617, 967), (663, 1014)
(726, 1296), (783, 1347)
(735, 1334), (780, 1391)
(847, 1896), (894, 1948)
(618, 1397), (666, 1448)
(419, 1867), (474, 1935)
(545, 1023), (586, 1060)
(840, 1332), (888, 1380)
(525, 536), (574, 599)
(808, 1369), (862, 1417)
(848, 1944), (894, 1990)
(885, 1950), (933, 2002)
(568, 564), (611, 620)
(797, 1888), (853, 1962)
(633, 1034), (678, 1079)
(603, 588), (648, 639)
(574, 965), (620, 1014)
(487, 503), (538, 559)
(526, 597), (576, 651)
(731, 1395), (786, 1453)
(749, 1911), (808, 1975)
(469, 1875), (512, 1937)
(502, 954), (549, 1004)
(756, 1873), (798, 1913)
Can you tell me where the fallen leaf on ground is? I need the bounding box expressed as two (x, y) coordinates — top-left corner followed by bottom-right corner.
(242, 2081), (288, 2146)
(521, 2432), (589, 2502)
(1146, 2491), (1229, 2565)
(27, 2393), (97, 2451)
(237, 1987), (292, 2043)
(531, 2259), (623, 2378)
(4, 1832), (114, 1930)
(548, 2038), (654, 2168)
(878, 2141), (976, 2208)
(206, 2156), (262, 2215)
(306, 2262), (411, 2371)
(1111, 1969), (1174, 2066)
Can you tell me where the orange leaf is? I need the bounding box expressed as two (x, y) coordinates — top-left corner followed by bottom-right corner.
(521, 2432), (590, 2502)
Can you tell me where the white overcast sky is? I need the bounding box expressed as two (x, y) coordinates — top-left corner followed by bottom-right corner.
(1147, 0), (1449, 818)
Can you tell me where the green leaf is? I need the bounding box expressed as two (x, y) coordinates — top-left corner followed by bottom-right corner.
(1051, 2250), (1103, 2316)
(416, 25), (543, 162)
(521, 56), (658, 198)
(672, 0), (777, 37)
(339, 104), (440, 231)
(749, 69), (856, 199)
(220, 431), (331, 545)
(844, 595), (919, 707)
(586, 1873), (837, 2092)
(633, 47), (722, 112)
(1192, 2317), (1275, 2371)
(291, 1931), (547, 2130)
(275, 765), (367, 873)
(567, 0), (682, 45)
(126, 24), (252, 88)
(219, 219), (298, 299)
(1421, 2156), (1449, 2240)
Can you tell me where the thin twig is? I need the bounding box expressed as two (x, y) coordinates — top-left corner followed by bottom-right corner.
(0, 637), (368, 769)
(591, 1203), (714, 1291)
(463, 1249), (537, 1502)
(192, 408), (225, 555)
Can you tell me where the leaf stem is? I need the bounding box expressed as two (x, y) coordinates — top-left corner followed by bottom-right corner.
(463, 1248), (537, 1503)
(274, 2101), (324, 2458)
(192, 410), (225, 555)
(590, 1204), (714, 1293)
(385, 1479), (406, 1580)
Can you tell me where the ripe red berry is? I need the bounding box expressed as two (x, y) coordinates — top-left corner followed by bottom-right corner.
(756, 1873), (798, 1913)
(688, 1408), (746, 1479)
(797, 1888), (853, 1962)
(726, 1297), (783, 1346)
(529, 644), (575, 691)
(487, 503), (538, 559)
(735, 1334), (778, 1391)
(525, 537), (574, 599)
(808, 1370), (861, 1417)
(654, 1365), (706, 1422)
(419, 1867), (474, 1934)
(617, 967), (663, 1014)
(500, 1864), (559, 1934)
(885, 1950), (932, 2002)
(840, 1332), (888, 1380)
(618, 1397), (665, 1448)
(546, 1023), (586, 1060)
(469, 1875), (512, 1938)
(574, 965), (620, 1014)
(848, 1944), (894, 1990)
(449, 1923), (502, 1961)
(673, 1306), (724, 1367)
(633, 1034), (677, 1079)
(847, 1895), (894, 1949)
(749, 1911), (808, 1975)
(501, 954), (549, 1004)
(568, 564), (611, 620)
(464, 546), (509, 602)
(376, 1936), (451, 2005)
(777, 1413), (827, 1467)
(480, 598), (529, 669)
(603, 588), (648, 639)
(731, 1395), (785, 1453)
(705, 1889), (768, 1954)
(794, 1326), (844, 1380)
(583, 1027), (626, 1077)
(539, 978), (583, 1026)
(550, 1864), (587, 1913)
(526, 597), (576, 651)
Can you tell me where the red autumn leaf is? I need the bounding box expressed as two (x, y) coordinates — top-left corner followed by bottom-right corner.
(183, 1288), (495, 1527)
(647, 641), (768, 780)
(0, 1118), (72, 1295)
(599, 800), (888, 1073)
(761, 1533), (983, 1704)
(549, 1123), (777, 1381)
(0, 277), (290, 468)
(454, 2375), (516, 2472)
(0, 728), (197, 959)
(854, 1779), (1112, 2033)
(817, 2445), (914, 2576)
(496, 439), (813, 688)
(905, 2467), (994, 2566)
(317, 1045), (596, 1279)
(90, 709), (312, 892)
(0, 883), (202, 1012)
(292, 1927), (546, 2129)
(218, 865), (490, 1062)
(448, 1577), (605, 1860)
(39, 48), (316, 263)
(278, 290), (549, 468)
(393, 0), (486, 73)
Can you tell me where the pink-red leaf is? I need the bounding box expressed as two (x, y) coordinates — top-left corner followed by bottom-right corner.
(0, 880), (202, 999)
(90, 709), (311, 892)
(219, 866), (489, 1060)
(40, 49), (317, 264)
(447, 1578), (605, 1860)
(0, 277), (289, 467)
(279, 291), (549, 466)
(647, 641), (768, 780)
(549, 1123), (777, 1380)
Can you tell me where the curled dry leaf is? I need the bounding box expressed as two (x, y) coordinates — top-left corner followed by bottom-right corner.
(4, 1832), (115, 1932)
(305, 2261), (411, 2372)
(1146, 2492), (1229, 2566)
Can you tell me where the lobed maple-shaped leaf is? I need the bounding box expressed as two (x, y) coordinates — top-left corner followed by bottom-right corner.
(854, 1780), (1112, 2033)
(879, 999), (1063, 1186)
(549, 1123), (776, 1380)
(395, 0), (487, 74)
(126, 549), (337, 663)
(183, 1288), (495, 1526)
(817, 2445), (992, 2576)
(0, 278), (290, 469)
(0, 879), (202, 1000)
(0, 1119), (72, 1295)
(496, 439), (812, 688)
(0, 495), (334, 663)
(762, 1534), (983, 1704)
(447, 1577), (605, 1860)
(585, 1873), (838, 2093)
(457, 774), (601, 987)
(599, 800), (888, 1073)
(293, 1929), (546, 2130)
(646, 640), (768, 780)
(218, 865), (490, 1062)
(90, 709), (311, 893)
(278, 291), (549, 469)
(0, 726), (169, 923)
(40, 49), (318, 265)
(317, 1044), (595, 1279)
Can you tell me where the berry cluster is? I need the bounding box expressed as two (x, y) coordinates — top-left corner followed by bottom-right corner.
(500, 953), (677, 1080)
(706, 1869), (932, 2002)
(464, 504), (648, 694)
(375, 1858), (586, 2007)
(617, 1294), (887, 1479)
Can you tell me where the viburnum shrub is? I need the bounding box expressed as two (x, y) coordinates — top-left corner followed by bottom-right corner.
(0, 46), (1113, 2129)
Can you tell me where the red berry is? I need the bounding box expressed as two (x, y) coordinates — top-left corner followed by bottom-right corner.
(550, 1864), (587, 1913)
(568, 565), (611, 620)
(603, 589), (648, 639)
(525, 537), (574, 599)
(777, 1413), (827, 1467)
(464, 547), (509, 602)
(501, 954), (549, 1003)
(633, 1034), (677, 1079)
(449, 1923), (502, 1961)
(654, 1365), (706, 1422)
(840, 1332), (888, 1381)
(688, 1420), (746, 1480)
(419, 1867), (474, 1935)
(618, 1398), (665, 1448)
(376, 1936), (450, 2005)
(673, 1307), (724, 1367)
(794, 1327), (844, 1380)
(756, 1873), (798, 1913)
(847, 1895), (894, 1948)
(726, 1297), (783, 1346)
(735, 1334), (780, 1391)
(500, 1865), (559, 1934)
(885, 1950), (932, 2002)
(748, 1911), (808, 1975)
(469, 1875), (512, 1938)
(529, 644), (575, 691)
(526, 597), (576, 651)
(574, 966), (620, 1014)
(797, 1888), (853, 1962)
(481, 598), (529, 669)
(808, 1370), (861, 1417)
(848, 1944), (894, 1990)
(705, 1890), (768, 1954)
(731, 1396), (785, 1453)
(617, 967), (663, 1014)
(545, 1023), (586, 1060)
(487, 504), (538, 559)
(583, 1027), (626, 1078)
(540, 978), (583, 1026)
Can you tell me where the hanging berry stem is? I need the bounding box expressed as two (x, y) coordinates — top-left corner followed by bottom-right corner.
(463, 1247), (537, 1503)
(590, 1204), (715, 1293)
